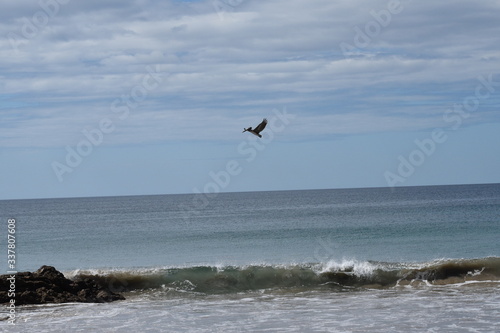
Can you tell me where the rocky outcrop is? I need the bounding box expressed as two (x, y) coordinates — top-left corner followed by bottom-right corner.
(0, 266), (125, 305)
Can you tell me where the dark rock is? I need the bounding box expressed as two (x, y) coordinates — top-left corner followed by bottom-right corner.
(0, 266), (125, 305)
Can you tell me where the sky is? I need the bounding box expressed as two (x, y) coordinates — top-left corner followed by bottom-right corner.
(1, 0), (500, 200)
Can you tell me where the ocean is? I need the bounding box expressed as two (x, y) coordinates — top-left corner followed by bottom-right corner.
(1, 184), (499, 332)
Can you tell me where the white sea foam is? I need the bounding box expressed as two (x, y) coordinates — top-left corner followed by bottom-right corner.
(8, 283), (500, 333)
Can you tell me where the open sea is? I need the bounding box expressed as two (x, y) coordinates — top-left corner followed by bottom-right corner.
(1, 184), (499, 332)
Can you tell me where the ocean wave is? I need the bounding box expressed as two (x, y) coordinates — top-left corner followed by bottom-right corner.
(66, 257), (500, 294)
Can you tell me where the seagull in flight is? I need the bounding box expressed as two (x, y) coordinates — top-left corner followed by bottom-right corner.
(243, 118), (268, 138)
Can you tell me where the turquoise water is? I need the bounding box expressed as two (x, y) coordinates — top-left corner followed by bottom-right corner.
(1, 184), (499, 332)
(3, 184), (499, 271)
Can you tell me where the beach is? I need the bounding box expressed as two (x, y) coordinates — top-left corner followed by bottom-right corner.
(1, 184), (499, 332)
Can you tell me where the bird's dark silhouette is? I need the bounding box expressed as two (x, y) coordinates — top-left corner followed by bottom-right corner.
(243, 118), (268, 138)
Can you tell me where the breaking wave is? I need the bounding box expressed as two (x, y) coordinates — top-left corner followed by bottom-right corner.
(66, 257), (500, 295)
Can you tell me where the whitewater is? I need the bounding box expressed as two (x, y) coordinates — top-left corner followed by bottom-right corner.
(1, 184), (499, 332)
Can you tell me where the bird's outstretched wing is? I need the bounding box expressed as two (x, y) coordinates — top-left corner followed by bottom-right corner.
(253, 118), (268, 134)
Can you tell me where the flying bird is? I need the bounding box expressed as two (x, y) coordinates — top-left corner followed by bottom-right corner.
(243, 118), (268, 138)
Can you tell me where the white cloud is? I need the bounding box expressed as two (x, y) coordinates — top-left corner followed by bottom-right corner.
(1, 0), (500, 148)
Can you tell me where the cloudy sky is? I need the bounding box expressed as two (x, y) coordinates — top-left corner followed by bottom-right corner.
(1, 0), (500, 199)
